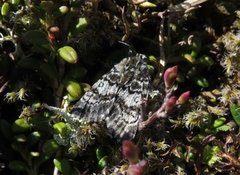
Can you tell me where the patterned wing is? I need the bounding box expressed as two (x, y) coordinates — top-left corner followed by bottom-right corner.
(70, 54), (151, 140)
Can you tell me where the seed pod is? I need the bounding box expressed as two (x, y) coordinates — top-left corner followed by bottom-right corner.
(67, 92), (80, 102)
(1, 2), (11, 17)
(58, 46), (78, 64)
(62, 79), (82, 99)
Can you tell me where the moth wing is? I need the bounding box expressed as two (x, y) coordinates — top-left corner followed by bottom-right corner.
(70, 54), (150, 140)
(70, 77), (119, 121)
(105, 62), (151, 140)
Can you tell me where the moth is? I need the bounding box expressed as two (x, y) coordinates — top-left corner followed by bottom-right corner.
(44, 54), (152, 141)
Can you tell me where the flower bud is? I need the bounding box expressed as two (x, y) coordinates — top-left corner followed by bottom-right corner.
(127, 160), (147, 175)
(165, 96), (177, 111)
(122, 140), (139, 164)
(177, 91), (190, 105)
(164, 66), (178, 89)
(48, 26), (59, 33)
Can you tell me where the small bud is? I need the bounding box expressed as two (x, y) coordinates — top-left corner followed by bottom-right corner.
(127, 160), (147, 175)
(122, 140), (139, 164)
(165, 96), (177, 111)
(48, 33), (55, 41)
(164, 66), (178, 89)
(177, 91), (190, 105)
(48, 26), (59, 33)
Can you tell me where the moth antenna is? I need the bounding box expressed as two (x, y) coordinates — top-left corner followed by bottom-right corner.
(42, 103), (80, 125)
(118, 41), (136, 56)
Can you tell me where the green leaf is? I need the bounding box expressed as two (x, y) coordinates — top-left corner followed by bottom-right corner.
(63, 158), (72, 174)
(11, 140), (24, 153)
(40, 63), (58, 80)
(68, 17), (90, 37)
(28, 116), (51, 132)
(17, 57), (42, 70)
(61, 158), (72, 175)
(25, 131), (41, 148)
(8, 160), (28, 172)
(14, 134), (27, 142)
(96, 147), (106, 161)
(42, 139), (61, 155)
(12, 118), (30, 133)
(34, 152), (52, 166)
(215, 125), (231, 133)
(98, 156), (108, 169)
(21, 30), (49, 45)
(53, 158), (61, 171)
(53, 122), (68, 135)
(54, 158), (72, 174)
(0, 53), (10, 76)
(65, 64), (87, 80)
(190, 75), (209, 87)
(203, 145), (222, 167)
(207, 155), (222, 167)
(230, 103), (240, 127)
(212, 117), (226, 128)
(0, 119), (14, 140)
